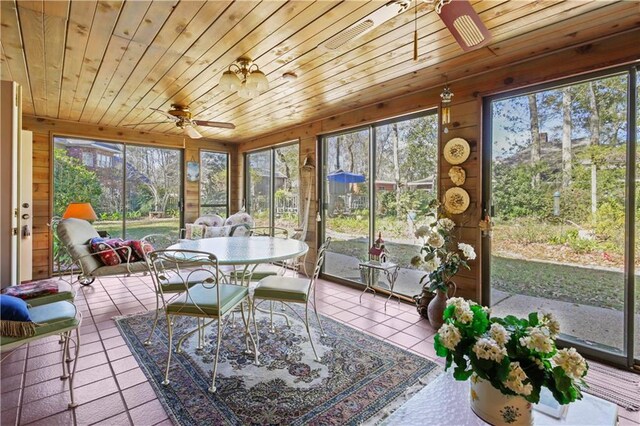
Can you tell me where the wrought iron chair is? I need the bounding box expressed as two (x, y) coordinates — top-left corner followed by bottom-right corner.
(1, 301), (82, 408)
(147, 249), (259, 394)
(251, 238), (330, 362)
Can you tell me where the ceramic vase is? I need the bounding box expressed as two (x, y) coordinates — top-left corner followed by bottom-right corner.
(427, 289), (448, 329)
(470, 374), (532, 426)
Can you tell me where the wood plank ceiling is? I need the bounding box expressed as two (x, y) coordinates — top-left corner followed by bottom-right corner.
(1, 0), (638, 143)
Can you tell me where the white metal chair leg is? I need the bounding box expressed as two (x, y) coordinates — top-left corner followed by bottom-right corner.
(162, 314), (173, 386)
(145, 292), (161, 346)
(209, 318), (223, 394)
(252, 297), (260, 355)
(67, 327), (81, 408)
(305, 304), (321, 362)
(242, 302), (260, 365)
(60, 330), (71, 380)
(312, 287), (326, 337)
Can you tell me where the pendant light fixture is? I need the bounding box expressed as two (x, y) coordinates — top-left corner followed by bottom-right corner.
(219, 57), (269, 99)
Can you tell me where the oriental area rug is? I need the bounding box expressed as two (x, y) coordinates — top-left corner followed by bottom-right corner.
(116, 307), (439, 425)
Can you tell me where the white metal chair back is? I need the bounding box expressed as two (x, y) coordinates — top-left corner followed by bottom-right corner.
(147, 249), (220, 307)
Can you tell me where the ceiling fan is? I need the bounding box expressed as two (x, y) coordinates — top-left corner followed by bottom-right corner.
(123, 104), (235, 139)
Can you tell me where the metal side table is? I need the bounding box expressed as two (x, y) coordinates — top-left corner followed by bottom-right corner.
(358, 260), (401, 310)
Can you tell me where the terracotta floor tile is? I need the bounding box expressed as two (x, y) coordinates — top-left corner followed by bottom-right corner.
(349, 316), (379, 330)
(23, 409), (74, 426)
(75, 352), (109, 372)
(21, 377), (67, 404)
(360, 309), (393, 323)
(1, 359), (26, 378)
(129, 399), (168, 426)
(333, 299), (358, 310)
(25, 352), (63, 372)
(382, 316), (413, 331)
(73, 363), (113, 388)
(110, 356), (140, 375)
(410, 339), (438, 358)
(93, 411), (132, 426)
(24, 364), (64, 387)
(121, 381), (157, 410)
(403, 323), (436, 339)
(346, 305), (374, 316)
(1, 407), (18, 425)
(102, 335), (126, 350)
(18, 391), (70, 424)
(74, 392), (127, 425)
(331, 310), (359, 323)
(368, 323), (397, 339)
(0, 388), (22, 411)
(115, 368), (147, 390)
(106, 345), (133, 362)
(317, 304), (342, 316)
(98, 327), (121, 340)
(74, 377), (119, 406)
(386, 332), (423, 349)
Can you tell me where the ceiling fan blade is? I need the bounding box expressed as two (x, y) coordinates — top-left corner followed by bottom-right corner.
(192, 119), (236, 130)
(150, 107), (179, 121)
(183, 125), (202, 139)
(438, 0), (491, 52)
(121, 121), (168, 127)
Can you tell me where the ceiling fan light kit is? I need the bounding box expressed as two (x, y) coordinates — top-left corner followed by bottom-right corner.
(219, 57), (269, 99)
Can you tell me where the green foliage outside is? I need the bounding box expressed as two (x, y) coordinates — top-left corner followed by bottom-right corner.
(53, 148), (102, 216)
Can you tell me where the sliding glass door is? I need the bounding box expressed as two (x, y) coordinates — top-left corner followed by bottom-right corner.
(53, 137), (183, 268)
(125, 145), (182, 240)
(246, 143), (299, 233)
(320, 111), (439, 298)
(483, 68), (637, 366)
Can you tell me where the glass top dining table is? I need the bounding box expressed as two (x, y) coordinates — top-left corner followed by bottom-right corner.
(166, 236), (309, 266)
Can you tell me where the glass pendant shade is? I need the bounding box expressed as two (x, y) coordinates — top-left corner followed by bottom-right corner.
(246, 70), (269, 92)
(237, 84), (258, 99)
(219, 70), (241, 91)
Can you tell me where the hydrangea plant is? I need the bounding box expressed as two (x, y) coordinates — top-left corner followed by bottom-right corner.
(434, 297), (589, 405)
(410, 204), (476, 293)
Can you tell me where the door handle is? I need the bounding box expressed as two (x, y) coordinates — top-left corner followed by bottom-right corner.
(22, 225), (31, 238)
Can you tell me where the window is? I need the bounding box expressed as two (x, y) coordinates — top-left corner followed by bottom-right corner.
(96, 153), (111, 168)
(81, 152), (93, 167)
(200, 151), (229, 217)
(245, 143), (299, 233)
(320, 111), (439, 298)
(483, 68), (638, 366)
(53, 137), (183, 270)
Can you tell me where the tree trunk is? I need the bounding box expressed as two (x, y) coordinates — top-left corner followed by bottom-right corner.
(561, 88), (572, 189)
(528, 94), (541, 187)
(391, 123), (401, 218)
(588, 82), (600, 220)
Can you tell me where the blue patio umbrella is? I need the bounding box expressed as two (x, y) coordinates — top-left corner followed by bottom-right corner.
(327, 169), (366, 183)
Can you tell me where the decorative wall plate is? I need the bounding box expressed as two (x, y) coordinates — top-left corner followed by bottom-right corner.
(443, 138), (470, 165)
(448, 166), (466, 186)
(444, 187), (470, 214)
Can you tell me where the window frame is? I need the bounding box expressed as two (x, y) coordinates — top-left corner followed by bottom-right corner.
(317, 108), (439, 300)
(198, 149), (230, 218)
(244, 140), (299, 235)
(480, 65), (638, 368)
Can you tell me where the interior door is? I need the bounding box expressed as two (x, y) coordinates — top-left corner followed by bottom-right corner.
(20, 130), (33, 282)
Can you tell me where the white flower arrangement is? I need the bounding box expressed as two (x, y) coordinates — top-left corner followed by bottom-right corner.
(434, 301), (589, 405)
(410, 204), (475, 294)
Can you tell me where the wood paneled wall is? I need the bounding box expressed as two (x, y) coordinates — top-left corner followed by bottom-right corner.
(237, 29), (640, 301)
(22, 115), (232, 279)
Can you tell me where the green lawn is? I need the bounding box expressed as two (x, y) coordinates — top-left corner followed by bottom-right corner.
(328, 238), (637, 311)
(96, 218), (180, 241)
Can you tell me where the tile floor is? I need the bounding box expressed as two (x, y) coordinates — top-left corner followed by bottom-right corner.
(1, 274), (639, 425)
